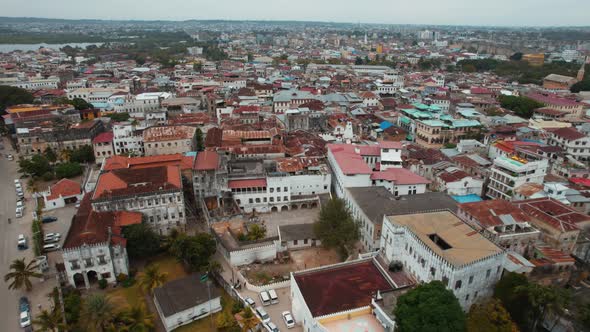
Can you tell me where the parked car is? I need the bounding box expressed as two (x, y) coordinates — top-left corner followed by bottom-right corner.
(17, 234), (27, 250)
(259, 290), (271, 306)
(43, 243), (60, 252)
(14, 179), (20, 185)
(255, 306), (270, 323)
(268, 289), (279, 304)
(16, 200), (24, 209)
(15, 207), (23, 218)
(244, 297), (256, 307)
(282, 311), (295, 328)
(42, 216), (58, 223)
(264, 321), (280, 332)
(19, 297), (31, 328)
(44, 233), (61, 244)
(7, 154), (14, 161)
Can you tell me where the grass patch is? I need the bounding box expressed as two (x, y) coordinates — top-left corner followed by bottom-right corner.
(174, 313), (220, 332)
(149, 254), (188, 281)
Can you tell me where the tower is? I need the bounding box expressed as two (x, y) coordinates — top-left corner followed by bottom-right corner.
(577, 57), (587, 82)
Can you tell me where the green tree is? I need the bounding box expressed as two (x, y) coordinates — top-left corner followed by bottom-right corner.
(195, 128), (204, 151)
(122, 223), (162, 259)
(33, 307), (64, 332)
(499, 95), (544, 119)
(19, 154), (51, 177)
(81, 293), (116, 332)
(64, 289), (82, 327)
(170, 233), (217, 272)
(571, 80), (590, 93)
(246, 224), (266, 241)
(313, 198), (359, 259)
(4, 258), (42, 292)
(510, 52), (523, 61)
(119, 304), (154, 332)
(517, 283), (570, 332)
(467, 299), (518, 332)
(193, 62), (203, 72)
(71, 98), (94, 110)
(0, 85), (34, 111)
(70, 145), (95, 163)
(105, 112), (131, 122)
(240, 307), (259, 332)
(578, 302), (590, 329)
(43, 147), (58, 163)
(138, 264), (168, 294)
(55, 162), (83, 178)
(394, 281), (466, 332)
(494, 272), (532, 330)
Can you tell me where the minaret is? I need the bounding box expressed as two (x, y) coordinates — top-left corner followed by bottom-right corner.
(577, 57), (586, 81)
(364, 32), (368, 45)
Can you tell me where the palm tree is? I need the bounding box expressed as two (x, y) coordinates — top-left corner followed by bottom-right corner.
(138, 264), (168, 294)
(240, 307), (259, 332)
(4, 258), (42, 292)
(33, 307), (64, 332)
(81, 293), (116, 332)
(120, 304), (155, 332)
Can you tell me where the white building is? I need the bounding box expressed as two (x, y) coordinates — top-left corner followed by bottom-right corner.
(381, 211), (506, 309)
(91, 165), (186, 235)
(67, 88), (126, 104)
(486, 155), (548, 200)
(61, 196), (142, 288)
(154, 274), (222, 332)
(113, 122), (145, 156)
(42, 178), (83, 211)
(143, 125), (196, 156)
(92, 132), (115, 165)
(548, 127), (590, 163)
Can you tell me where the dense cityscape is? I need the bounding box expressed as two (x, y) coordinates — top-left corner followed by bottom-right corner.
(1, 12), (590, 332)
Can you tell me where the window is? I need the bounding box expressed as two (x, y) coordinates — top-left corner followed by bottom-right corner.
(284, 187), (288, 192)
(277, 187), (281, 192)
(455, 280), (462, 289)
(469, 275), (474, 284)
(486, 269), (491, 278)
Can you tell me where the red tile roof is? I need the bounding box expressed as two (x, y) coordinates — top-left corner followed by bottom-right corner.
(92, 132), (114, 144)
(551, 127), (586, 141)
(194, 151), (219, 171)
(327, 144), (372, 175)
(93, 166), (182, 200)
(294, 260), (395, 317)
(459, 199), (530, 228)
(103, 154), (194, 172)
(46, 179), (81, 201)
(63, 193), (142, 249)
(227, 178), (267, 189)
(370, 168), (430, 185)
(527, 93), (582, 107)
(515, 198), (590, 232)
(438, 169), (470, 183)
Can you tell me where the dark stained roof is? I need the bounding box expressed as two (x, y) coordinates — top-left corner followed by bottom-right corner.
(279, 224), (316, 242)
(552, 127), (586, 141)
(93, 166), (181, 200)
(347, 187), (458, 225)
(294, 259), (395, 317)
(154, 274), (221, 317)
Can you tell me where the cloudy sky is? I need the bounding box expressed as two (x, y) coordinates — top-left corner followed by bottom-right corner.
(2, 0), (589, 26)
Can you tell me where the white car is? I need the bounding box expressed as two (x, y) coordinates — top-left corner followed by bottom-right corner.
(282, 311), (295, 328)
(15, 207), (23, 218)
(7, 154), (14, 161)
(14, 179), (20, 185)
(16, 200), (24, 209)
(264, 321), (280, 332)
(244, 297), (256, 307)
(44, 233), (61, 243)
(19, 311), (31, 328)
(43, 243), (61, 252)
(17, 234), (27, 250)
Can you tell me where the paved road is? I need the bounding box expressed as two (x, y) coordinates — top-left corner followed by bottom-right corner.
(0, 138), (33, 332)
(0, 138), (74, 332)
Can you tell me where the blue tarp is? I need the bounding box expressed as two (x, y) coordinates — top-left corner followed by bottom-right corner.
(380, 121), (393, 130)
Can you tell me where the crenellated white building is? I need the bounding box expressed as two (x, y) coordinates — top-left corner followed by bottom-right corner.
(380, 211), (506, 309)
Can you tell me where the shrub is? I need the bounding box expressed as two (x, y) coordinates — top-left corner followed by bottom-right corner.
(122, 277), (135, 288)
(31, 219), (44, 256)
(116, 273), (128, 283)
(231, 300), (244, 314)
(41, 171), (55, 181)
(98, 278), (108, 289)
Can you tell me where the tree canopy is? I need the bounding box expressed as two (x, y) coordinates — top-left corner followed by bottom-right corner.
(0, 85), (34, 112)
(466, 298), (518, 332)
(498, 95), (544, 119)
(105, 112), (131, 122)
(122, 223), (162, 259)
(69, 145), (95, 163)
(394, 281), (466, 332)
(55, 162), (83, 179)
(313, 198), (359, 259)
(169, 232), (217, 272)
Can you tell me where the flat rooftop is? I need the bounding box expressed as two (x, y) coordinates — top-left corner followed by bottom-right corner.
(387, 211), (503, 267)
(294, 259), (395, 317)
(321, 313), (385, 332)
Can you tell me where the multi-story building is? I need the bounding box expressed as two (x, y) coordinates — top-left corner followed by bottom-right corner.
(92, 132), (115, 164)
(61, 194), (142, 288)
(273, 89), (318, 113)
(67, 88), (127, 104)
(345, 187), (458, 252)
(457, 199), (541, 255)
(112, 122), (144, 156)
(527, 93), (587, 118)
(91, 165), (186, 235)
(548, 127), (590, 163)
(143, 125), (197, 156)
(381, 211), (506, 309)
(486, 155), (548, 200)
(414, 119), (482, 148)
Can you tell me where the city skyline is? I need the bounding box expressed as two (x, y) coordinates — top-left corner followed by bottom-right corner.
(1, 0), (590, 27)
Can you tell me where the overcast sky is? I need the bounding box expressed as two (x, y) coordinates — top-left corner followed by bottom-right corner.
(2, 0), (589, 26)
